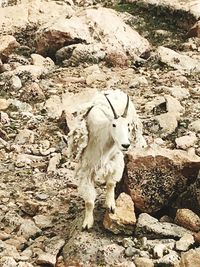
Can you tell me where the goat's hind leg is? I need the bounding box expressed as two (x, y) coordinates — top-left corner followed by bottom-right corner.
(79, 179), (96, 230)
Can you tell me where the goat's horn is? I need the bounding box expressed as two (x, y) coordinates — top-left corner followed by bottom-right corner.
(122, 95), (129, 118)
(104, 94), (118, 119)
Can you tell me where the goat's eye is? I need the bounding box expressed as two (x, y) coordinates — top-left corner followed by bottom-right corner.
(112, 124), (116, 127)
(128, 123), (130, 126)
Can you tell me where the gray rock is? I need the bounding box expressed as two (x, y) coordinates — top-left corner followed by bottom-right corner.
(10, 75), (22, 90)
(134, 257), (154, 267)
(157, 46), (200, 73)
(135, 213), (191, 239)
(125, 247), (139, 257)
(17, 219), (42, 240)
(33, 215), (53, 229)
(155, 250), (180, 266)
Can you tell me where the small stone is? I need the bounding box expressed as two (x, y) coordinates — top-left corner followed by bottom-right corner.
(15, 129), (35, 145)
(0, 98), (10, 111)
(134, 257), (154, 267)
(31, 53), (54, 70)
(10, 75), (22, 90)
(175, 209), (200, 232)
(47, 153), (61, 173)
(35, 193), (49, 201)
(153, 244), (167, 259)
(122, 237), (135, 248)
(103, 193), (136, 234)
(163, 86), (190, 100)
(155, 250), (180, 266)
(5, 236), (26, 250)
(0, 241), (21, 260)
(187, 21), (200, 38)
(36, 253), (56, 266)
(0, 35), (20, 58)
(189, 120), (200, 133)
(17, 219), (42, 239)
(176, 233), (194, 251)
(155, 112), (178, 136)
(159, 215), (173, 223)
(45, 236), (65, 255)
(33, 215), (53, 229)
(178, 248), (200, 267)
(21, 200), (39, 216)
(193, 231), (200, 244)
(125, 247), (137, 257)
(175, 133), (197, 150)
(129, 76), (148, 88)
(0, 231), (10, 241)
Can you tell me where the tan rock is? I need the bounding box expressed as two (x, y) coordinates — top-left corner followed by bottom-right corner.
(176, 233), (195, 251)
(0, 98), (10, 111)
(103, 193), (136, 234)
(175, 209), (200, 232)
(178, 248), (200, 267)
(0, 35), (19, 59)
(175, 133), (198, 150)
(193, 231), (200, 244)
(31, 53), (54, 70)
(134, 257), (154, 267)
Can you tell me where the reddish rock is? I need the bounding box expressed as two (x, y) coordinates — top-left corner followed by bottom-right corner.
(123, 155), (187, 213)
(175, 209), (200, 232)
(186, 21), (200, 38)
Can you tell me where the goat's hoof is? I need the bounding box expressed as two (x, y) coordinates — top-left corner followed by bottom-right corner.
(108, 207), (115, 214)
(82, 218), (94, 231)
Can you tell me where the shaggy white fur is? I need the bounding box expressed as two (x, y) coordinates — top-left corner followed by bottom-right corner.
(67, 89), (146, 229)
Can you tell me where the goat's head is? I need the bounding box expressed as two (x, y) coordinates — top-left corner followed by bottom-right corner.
(105, 94), (132, 152)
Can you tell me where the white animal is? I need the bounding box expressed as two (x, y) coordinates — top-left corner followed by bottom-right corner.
(67, 89), (146, 229)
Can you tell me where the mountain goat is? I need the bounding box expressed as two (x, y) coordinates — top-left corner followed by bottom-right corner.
(67, 89), (146, 229)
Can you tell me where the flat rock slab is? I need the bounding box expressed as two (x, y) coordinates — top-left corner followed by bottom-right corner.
(135, 213), (191, 239)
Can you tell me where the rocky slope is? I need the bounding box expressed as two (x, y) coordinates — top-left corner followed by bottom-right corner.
(0, 0), (200, 266)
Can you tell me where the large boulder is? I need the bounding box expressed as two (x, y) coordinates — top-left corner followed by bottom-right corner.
(122, 145), (200, 213)
(35, 7), (150, 65)
(0, 0), (74, 35)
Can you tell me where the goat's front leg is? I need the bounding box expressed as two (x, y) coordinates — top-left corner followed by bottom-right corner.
(79, 178), (96, 230)
(105, 152), (124, 213)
